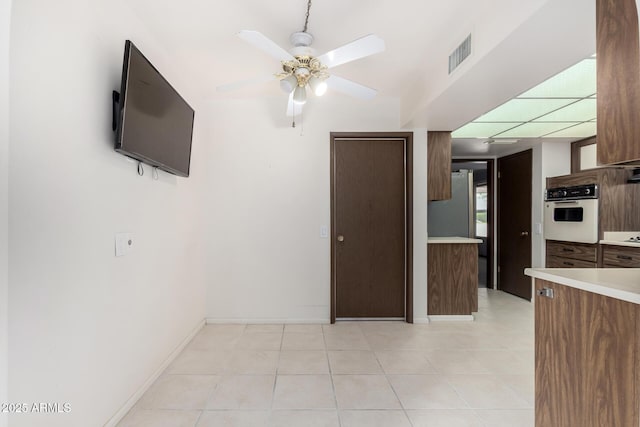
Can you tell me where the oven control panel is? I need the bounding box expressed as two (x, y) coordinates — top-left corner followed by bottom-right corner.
(546, 184), (599, 201)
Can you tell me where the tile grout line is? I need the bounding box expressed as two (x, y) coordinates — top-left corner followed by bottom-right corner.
(269, 324), (285, 416)
(323, 325), (343, 427)
(372, 347), (415, 427)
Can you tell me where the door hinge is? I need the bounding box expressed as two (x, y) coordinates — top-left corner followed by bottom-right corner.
(497, 265), (501, 272)
(497, 171), (501, 178)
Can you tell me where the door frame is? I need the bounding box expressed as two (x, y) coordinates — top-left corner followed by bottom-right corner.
(451, 158), (495, 289)
(330, 132), (413, 324)
(497, 149), (533, 298)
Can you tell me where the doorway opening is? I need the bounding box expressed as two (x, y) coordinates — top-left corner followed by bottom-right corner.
(451, 159), (495, 289)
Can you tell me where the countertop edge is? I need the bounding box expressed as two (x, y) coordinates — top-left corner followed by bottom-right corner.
(525, 268), (640, 305)
(427, 237), (482, 244)
(599, 240), (640, 248)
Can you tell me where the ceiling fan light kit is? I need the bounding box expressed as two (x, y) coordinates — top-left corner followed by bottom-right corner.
(279, 74), (298, 93)
(293, 85), (307, 105)
(218, 0), (386, 120)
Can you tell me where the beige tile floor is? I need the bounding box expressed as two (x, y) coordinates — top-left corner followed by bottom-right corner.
(118, 289), (534, 427)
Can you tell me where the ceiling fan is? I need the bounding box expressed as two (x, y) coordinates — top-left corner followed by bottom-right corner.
(217, 0), (386, 118)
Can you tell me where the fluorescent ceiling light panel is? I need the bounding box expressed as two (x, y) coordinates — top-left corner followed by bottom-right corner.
(532, 99), (597, 122)
(452, 122), (518, 138)
(544, 121), (597, 138)
(518, 58), (596, 98)
(493, 122), (575, 138)
(474, 99), (576, 122)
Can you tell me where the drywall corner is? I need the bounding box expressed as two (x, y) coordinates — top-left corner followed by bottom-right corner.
(413, 129), (428, 320)
(532, 142), (571, 267)
(0, 1), (11, 426)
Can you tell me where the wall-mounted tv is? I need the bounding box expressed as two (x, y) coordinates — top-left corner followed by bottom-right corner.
(115, 40), (194, 177)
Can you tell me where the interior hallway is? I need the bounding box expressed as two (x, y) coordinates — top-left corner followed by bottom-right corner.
(118, 289), (534, 427)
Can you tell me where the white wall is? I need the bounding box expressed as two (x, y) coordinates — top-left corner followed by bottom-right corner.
(9, 1), (208, 426)
(412, 131), (428, 321)
(0, 1), (11, 426)
(531, 142), (571, 267)
(203, 98), (428, 323)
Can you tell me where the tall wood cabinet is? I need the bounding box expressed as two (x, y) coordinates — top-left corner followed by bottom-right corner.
(535, 279), (639, 427)
(596, 0), (640, 164)
(427, 131), (451, 201)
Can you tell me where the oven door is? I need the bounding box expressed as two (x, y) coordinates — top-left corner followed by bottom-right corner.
(544, 199), (599, 244)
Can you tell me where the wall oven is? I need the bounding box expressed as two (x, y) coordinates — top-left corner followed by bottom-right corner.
(544, 184), (599, 244)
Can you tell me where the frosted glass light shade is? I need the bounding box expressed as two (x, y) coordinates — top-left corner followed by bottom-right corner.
(475, 99), (575, 122)
(493, 122), (576, 138)
(309, 76), (327, 96)
(280, 75), (298, 93)
(532, 99), (596, 122)
(452, 122), (519, 138)
(293, 85), (307, 105)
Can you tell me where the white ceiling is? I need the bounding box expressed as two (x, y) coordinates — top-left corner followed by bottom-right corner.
(127, 0), (596, 157)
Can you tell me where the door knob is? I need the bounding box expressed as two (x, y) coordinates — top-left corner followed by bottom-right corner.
(337, 235), (345, 242)
(521, 231), (529, 236)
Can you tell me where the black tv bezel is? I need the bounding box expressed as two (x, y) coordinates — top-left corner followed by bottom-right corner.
(114, 40), (195, 178)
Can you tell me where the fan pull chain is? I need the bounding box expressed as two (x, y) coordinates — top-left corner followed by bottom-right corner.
(302, 0), (312, 32)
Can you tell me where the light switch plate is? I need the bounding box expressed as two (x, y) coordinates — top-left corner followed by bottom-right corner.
(320, 225), (329, 239)
(115, 233), (133, 257)
(534, 223), (543, 235)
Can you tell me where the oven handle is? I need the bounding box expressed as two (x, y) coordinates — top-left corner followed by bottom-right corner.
(552, 201), (580, 205)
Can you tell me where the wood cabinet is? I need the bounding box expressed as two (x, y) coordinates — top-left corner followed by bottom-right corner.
(427, 243), (477, 315)
(596, 0), (640, 165)
(601, 245), (640, 268)
(427, 131), (451, 201)
(546, 241), (597, 268)
(535, 279), (639, 427)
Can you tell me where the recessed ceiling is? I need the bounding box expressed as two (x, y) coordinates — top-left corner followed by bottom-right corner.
(452, 57), (596, 141)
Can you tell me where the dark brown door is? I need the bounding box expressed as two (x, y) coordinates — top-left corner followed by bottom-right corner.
(498, 149), (532, 300)
(331, 136), (408, 319)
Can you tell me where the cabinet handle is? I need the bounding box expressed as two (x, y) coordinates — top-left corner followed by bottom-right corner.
(536, 288), (554, 298)
(563, 261), (574, 266)
(562, 248), (574, 252)
(617, 255), (633, 261)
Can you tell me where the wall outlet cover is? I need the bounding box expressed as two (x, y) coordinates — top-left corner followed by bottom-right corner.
(115, 233), (133, 257)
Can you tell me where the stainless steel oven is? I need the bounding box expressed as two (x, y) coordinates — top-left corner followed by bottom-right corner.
(544, 184), (599, 244)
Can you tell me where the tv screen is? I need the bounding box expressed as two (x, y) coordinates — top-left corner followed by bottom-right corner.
(115, 40), (194, 177)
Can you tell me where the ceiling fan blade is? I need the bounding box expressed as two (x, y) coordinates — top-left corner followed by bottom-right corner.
(326, 75), (378, 100)
(216, 74), (276, 93)
(238, 30), (294, 62)
(317, 34), (385, 69)
(286, 92), (304, 117)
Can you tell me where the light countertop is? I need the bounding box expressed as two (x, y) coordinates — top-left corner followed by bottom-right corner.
(599, 240), (640, 248)
(600, 232), (640, 248)
(525, 268), (640, 305)
(427, 237), (483, 244)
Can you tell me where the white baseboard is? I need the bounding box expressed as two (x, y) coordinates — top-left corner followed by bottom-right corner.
(412, 317), (430, 324)
(104, 318), (205, 427)
(205, 318), (330, 324)
(427, 315), (474, 322)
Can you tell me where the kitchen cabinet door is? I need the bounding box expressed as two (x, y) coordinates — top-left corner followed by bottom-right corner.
(596, 0), (640, 164)
(602, 245), (640, 268)
(427, 131), (451, 201)
(535, 279), (638, 427)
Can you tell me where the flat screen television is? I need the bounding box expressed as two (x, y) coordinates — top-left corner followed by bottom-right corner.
(115, 40), (194, 177)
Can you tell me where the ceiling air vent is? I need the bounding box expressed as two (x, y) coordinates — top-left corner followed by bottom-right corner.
(448, 34), (472, 74)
